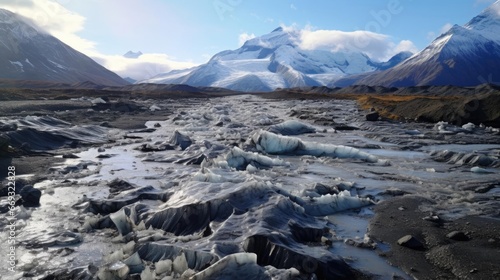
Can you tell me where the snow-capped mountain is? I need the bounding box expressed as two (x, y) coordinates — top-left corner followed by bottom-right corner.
(356, 1), (500, 87)
(124, 51), (143, 59)
(0, 9), (128, 86)
(140, 27), (411, 91)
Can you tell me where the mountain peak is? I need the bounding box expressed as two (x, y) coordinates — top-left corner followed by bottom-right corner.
(271, 26), (284, 33)
(483, 0), (500, 17)
(140, 27), (406, 91)
(354, 1), (500, 87)
(464, 0), (500, 42)
(0, 9), (128, 86)
(0, 8), (43, 39)
(124, 51), (143, 59)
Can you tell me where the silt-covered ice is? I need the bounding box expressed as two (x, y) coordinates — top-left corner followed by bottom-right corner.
(252, 130), (382, 163)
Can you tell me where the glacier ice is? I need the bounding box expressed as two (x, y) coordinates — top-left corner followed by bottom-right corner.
(302, 190), (374, 216)
(252, 130), (380, 163)
(140, 266), (155, 280)
(191, 253), (267, 280)
(471, 166), (495, 173)
(123, 252), (144, 274)
(173, 253), (189, 275)
(154, 259), (173, 275)
(267, 120), (317, 135)
(224, 146), (287, 170)
(169, 130), (192, 150)
(108, 261), (129, 278)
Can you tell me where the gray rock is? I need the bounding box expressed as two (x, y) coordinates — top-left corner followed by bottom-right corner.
(366, 112), (380, 121)
(19, 186), (42, 207)
(397, 235), (424, 250)
(446, 231), (469, 241)
(62, 153), (79, 159)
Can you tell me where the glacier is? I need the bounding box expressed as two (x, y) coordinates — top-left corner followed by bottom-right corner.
(139, 27), (412, 91)
(3, 95), (499, 279)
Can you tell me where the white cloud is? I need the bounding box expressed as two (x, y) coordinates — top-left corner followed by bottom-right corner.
(0, 0), (96, 53)
(238, 32), (256, 46)
(294, 26), (418, 61)
(0, 0), (198, 80)
(427, 23), (454, 42)
(290, 4), (297, 10)
(92, 53), (197, 81)
(394, 40), (418, 54)
(440, 23), (453, 34)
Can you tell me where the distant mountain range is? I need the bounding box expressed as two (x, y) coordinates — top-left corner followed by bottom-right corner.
(2, 1), (500, 90)
(351, 0), (500, 87)
(0, 9), (128, 86)
(142, 1), (500, 91)
(140, 27), (412, 91)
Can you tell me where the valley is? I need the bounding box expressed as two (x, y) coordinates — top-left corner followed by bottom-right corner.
(1, 91), (499, 279)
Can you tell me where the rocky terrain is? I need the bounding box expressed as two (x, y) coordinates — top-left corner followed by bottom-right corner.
(1, 89), (499, 279)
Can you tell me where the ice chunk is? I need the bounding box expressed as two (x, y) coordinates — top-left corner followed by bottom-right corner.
(471, 166), (494, 173)
(91, 98), (106, 104)
(140, 266), (155, 280)
(268, 120), (316, 135)
(192, 168), (225, 183)
(169, 130), (192, 150)
(434, 121), (471, 134)
(97, 261), (130, 280)
(191, 253), (267, 280)
(302, 190), (374, 216)
(108, 261), (129, 278)
(225, 146), (286, 170)
(137, 243), (218, 271)
(149, 104), (161, 111)
(110, 209), (133, 236)
(155, 259), (173, 275)
(462, 122), (476, 131)
(173, 253), (188, 275)
(264, 266), (301, 279)
(15, 206), (32, 220)
(246, 164), (258, 173)
(252, 130), (380, 163)
(104, 249), (126, 264)
(123, 252), (144, 274)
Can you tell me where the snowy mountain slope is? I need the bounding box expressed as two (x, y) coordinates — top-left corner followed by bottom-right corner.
(0, 9), (128, 86)
(140, 27), (411, 91)
(357, 1), (500, 87)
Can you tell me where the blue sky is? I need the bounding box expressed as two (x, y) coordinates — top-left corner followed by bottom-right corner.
(1, 0), (496, 79)
(65, 0), (495, 60)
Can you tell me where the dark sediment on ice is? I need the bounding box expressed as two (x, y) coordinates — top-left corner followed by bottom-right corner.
(0, 88), (499, 279)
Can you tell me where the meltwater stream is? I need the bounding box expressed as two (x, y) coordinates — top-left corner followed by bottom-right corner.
(1, 95), (499, 279)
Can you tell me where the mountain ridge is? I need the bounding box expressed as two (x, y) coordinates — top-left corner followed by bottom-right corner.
(0, 9), (129, 86)
(139, 27), (412, 91)
(353, 1), (500, 87)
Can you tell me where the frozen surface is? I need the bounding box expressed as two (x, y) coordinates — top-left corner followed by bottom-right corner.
(1, 95), (499, 279)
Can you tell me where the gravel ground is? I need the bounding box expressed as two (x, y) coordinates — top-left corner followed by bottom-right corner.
(369, 196), (500, 280)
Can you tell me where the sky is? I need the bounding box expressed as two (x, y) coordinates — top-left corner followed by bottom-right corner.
(0, 0), (497, 80)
